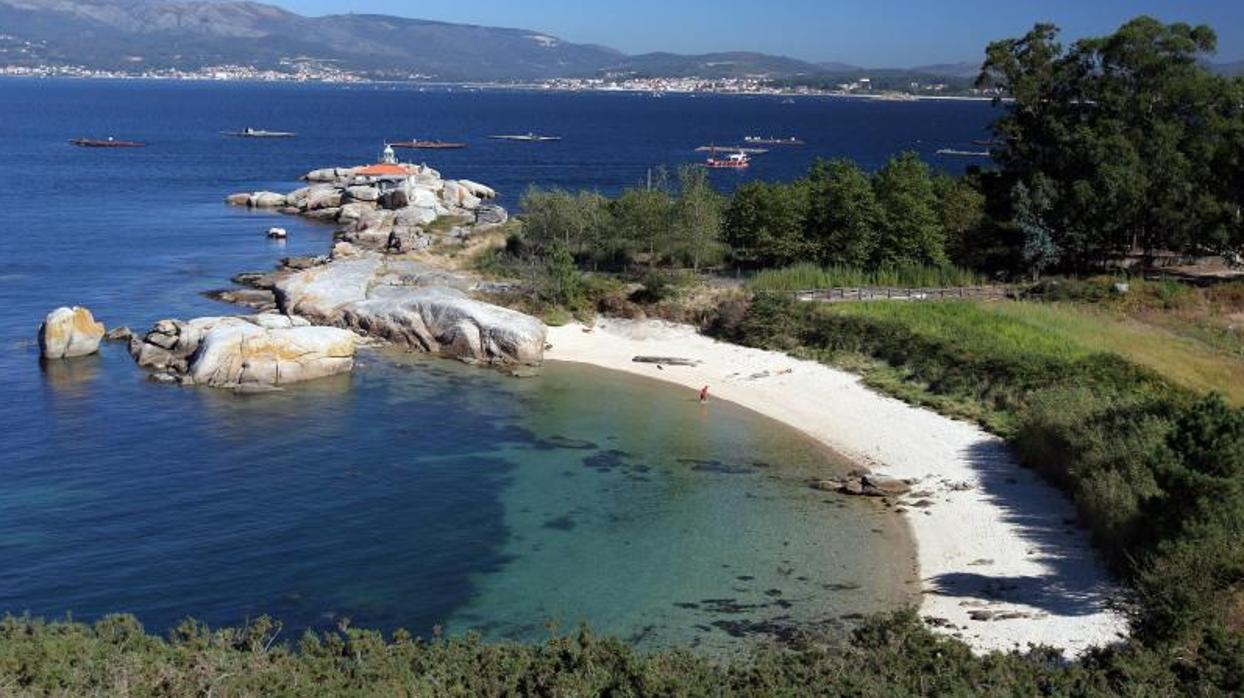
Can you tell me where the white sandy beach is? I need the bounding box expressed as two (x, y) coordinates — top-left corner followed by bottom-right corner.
(546, 318), (1127, 656)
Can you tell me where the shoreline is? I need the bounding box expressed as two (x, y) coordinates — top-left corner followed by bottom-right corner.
(545, 318), (1127, 656)
(0, 73), (998, 101)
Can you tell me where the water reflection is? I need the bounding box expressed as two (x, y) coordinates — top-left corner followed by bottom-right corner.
(40, 353), (101, 394)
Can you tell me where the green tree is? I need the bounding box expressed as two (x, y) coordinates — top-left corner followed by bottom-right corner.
(519, 187), (614, 268)
(871, 152), (948, 267)
(722, 180), (810, 267)
(611, 187), (674, 268)
(978, 17), (1244, 269)
(806, 159), (881, 266)
(519, 186), (584, 255)
(574, 191), (614, 270)
(543, 242), (582, 307)
(1012, 178), (1060, 280)
(673, 165), (724, 271)
(931, 172), (986, 267)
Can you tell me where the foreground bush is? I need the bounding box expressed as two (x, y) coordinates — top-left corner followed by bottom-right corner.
(3, 610), (1240, 696)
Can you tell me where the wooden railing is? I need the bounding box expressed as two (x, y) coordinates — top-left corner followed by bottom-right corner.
(758, 285), (1019, 303)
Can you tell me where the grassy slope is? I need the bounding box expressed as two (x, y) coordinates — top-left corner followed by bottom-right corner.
(833, 300), (1244, 405)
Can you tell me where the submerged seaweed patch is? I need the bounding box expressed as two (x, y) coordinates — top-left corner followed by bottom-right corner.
(582, 449), (633, 471)
(541, 514), (577, 531)
(534, 435), (599, 451)
(677, 458), (758, 475)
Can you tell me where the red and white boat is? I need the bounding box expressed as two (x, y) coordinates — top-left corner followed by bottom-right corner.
(705, 148), (750, 169)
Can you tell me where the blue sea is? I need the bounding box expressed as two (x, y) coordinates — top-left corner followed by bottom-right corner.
(0, 80), (994, 653)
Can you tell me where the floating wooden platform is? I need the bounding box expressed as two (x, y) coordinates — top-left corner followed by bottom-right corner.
(391, 140), (468, 150)
(69, 138), (145, 148)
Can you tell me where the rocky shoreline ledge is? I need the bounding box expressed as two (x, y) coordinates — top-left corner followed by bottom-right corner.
(39, 158), (548, 390)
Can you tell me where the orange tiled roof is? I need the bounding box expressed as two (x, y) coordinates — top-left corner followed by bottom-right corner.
(355, 163), (408, 176)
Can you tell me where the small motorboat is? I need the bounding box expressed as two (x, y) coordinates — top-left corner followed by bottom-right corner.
(489, 133), (562, 142)
(69, 137), (144, 148)
(391, 139), (468, 150)
(224, 128), (297, 138)
(266, 227), (288, 239)
(706, 149), (751, 169)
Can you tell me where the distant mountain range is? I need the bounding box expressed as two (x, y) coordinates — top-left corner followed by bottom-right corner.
(1, 0), (1241, 82)
(1214, 60), (1244, 77)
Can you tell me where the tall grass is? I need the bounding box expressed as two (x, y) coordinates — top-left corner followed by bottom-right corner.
(747, 263), (985, 292)
(835, 300), (1244, 405)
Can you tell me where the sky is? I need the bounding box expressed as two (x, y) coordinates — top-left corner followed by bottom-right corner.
(274, 0), (1244, 67)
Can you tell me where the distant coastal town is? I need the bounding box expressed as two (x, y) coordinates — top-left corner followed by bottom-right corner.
(0, 62), (1000, 99)
(0, 59), (370, 83)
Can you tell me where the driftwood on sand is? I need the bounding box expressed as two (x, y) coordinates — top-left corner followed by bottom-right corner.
(632, 356), (700, 366)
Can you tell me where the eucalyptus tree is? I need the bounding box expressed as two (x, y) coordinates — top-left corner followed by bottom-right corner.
(978, 17), (1244, 268)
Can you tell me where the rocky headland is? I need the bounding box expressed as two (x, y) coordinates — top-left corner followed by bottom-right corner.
(217, 160), (546, 370)
(42, 159), (546, 390)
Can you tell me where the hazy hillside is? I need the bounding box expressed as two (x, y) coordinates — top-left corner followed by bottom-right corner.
(1212, 60), (1244, 76)
(0, 0), (623, 79)
(0, 0), (1066, 82)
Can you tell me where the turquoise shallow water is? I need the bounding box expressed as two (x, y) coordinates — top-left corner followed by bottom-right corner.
(452, 360), (917, 654)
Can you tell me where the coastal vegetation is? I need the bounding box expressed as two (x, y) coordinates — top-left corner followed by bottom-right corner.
(2, 608), (1239, 696)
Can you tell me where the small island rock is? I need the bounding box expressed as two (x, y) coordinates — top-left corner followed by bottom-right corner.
(39, 306), (105, 360)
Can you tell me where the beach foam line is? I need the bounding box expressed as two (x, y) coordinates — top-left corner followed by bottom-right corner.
(546, 319), (1127, 656)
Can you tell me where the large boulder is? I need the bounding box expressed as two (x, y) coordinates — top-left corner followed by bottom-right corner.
(305, 207), (341, 222)
(341, 286), (545, 365)
(129, 314), (355, 388)
(410, 187), (440, 209)
(441, 181), (482, 210)
(190, 323), (355, 388)
(226, 192), (251, 206)
(304, 168), (339, 183)
(394, 205), (438, 228)
(286, 185), (334, 209)
(475, 204), (508, 227)
(345, 185), (381, 203)
(273, 254), (384, 320)
(250, 191), (287, 208)
(458, 179), (497, 200)
(337, 202), (377, 224)
(306, 190), (343, 211)
(39, 306), (105, 360)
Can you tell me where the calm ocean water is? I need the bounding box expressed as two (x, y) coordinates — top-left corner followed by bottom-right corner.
(0, 80), (993, 651)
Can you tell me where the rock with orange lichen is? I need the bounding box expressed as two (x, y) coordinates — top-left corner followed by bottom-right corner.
(128, 312), (356, 388)
(38, 306), (105, 360)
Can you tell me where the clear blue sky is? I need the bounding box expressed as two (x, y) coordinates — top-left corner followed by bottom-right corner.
(275, 0), (1244, 66)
